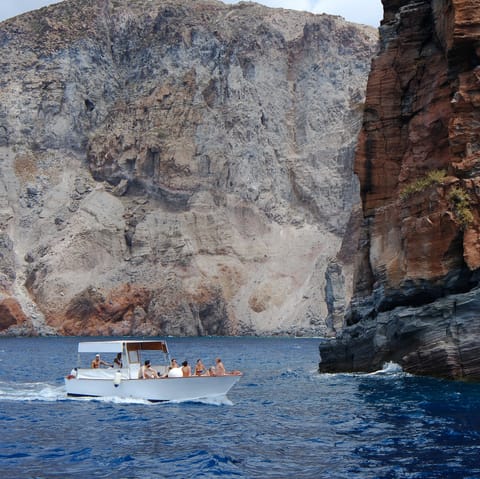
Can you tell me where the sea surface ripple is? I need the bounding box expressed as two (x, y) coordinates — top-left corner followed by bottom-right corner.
(1, 336), (480, 478)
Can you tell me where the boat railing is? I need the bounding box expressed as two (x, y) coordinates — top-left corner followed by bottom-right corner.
(76, 368), (129, 380)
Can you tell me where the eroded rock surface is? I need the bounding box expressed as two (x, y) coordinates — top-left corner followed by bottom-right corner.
(0, 0), (377, 336)
(319, 0), (480, 379)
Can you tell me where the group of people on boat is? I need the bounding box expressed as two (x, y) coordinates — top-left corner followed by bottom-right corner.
(90, 353), (240, 379)
(138, 357), (234, 379)
(168, 357), (227, 377)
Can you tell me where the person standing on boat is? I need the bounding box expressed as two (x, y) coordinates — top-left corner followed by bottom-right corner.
(91, 354), (112, 368)
(113, 353), (123, 369)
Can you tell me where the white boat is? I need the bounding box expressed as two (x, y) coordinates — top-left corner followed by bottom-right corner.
(65, 339), (242, 402)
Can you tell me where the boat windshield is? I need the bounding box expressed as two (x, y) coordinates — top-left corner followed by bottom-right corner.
(76, 340), (169, 369)
(127, 348), (140, 364)
(126, 342), (169, 366)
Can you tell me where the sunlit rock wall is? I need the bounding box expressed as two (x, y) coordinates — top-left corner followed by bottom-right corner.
(320, 0), (480, 380)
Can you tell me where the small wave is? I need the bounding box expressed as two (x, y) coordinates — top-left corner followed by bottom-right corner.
(169, 394), (233, 406)
(280, 368), (300, 379)
(366, 361), (404, 376)
(315, 362), (405, 380)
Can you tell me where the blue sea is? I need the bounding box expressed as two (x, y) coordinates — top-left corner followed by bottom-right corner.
(1, 336), (480, 478)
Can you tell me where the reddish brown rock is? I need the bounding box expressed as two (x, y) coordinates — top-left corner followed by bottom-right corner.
(320, 0), (480, 380)
(54, 284), (151, 335)
(0, 298), (28, 331)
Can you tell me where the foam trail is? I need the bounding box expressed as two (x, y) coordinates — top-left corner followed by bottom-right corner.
(0, 381), (65, 402)
(72, 395), (152, 405)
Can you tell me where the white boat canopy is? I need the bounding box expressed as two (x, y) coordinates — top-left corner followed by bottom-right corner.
(77, 340), (168, 354)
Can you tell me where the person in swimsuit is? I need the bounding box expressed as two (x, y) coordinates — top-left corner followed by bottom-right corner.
(195, 359), (206, 376)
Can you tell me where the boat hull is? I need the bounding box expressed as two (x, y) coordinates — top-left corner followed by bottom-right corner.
(65, 375), (242, 402)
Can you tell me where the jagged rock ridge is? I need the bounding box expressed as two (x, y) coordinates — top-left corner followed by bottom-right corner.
(319, 0), (480, 380)
(0, 0), (377, 336)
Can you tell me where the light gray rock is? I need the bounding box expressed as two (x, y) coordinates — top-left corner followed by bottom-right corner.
(0, 0), (377, 336)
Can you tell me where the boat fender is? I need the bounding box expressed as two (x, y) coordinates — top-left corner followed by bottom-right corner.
(113, 371), (122, 387)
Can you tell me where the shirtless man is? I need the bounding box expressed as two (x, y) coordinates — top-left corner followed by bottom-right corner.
(181, 360), (192, 377)
(215, 357), (226, 376)
(91, 354), (112, 369)
(139, 360), (158, 379)
(213, 358), (241, 376)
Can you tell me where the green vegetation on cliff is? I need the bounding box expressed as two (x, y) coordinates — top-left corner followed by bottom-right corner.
(448, 186), (474, 228)
(399, 169), (446, 199)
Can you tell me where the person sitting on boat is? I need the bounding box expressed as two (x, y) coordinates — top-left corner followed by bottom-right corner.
(139, 360), (158, 379)
(113, 353), (123, 369)
(167, 366), (183, 378)
(91, 354), (112, 369)
(195, 358), (206, 376)
(67, 367), (78, 379)
(171, 358), (179, 369)
(181, 360), (191, 377)
(212, 357), (242, 376)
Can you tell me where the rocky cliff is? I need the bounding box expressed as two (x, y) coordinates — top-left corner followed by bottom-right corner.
(319, 0), (480, 380)
(0, 0), (377, 336)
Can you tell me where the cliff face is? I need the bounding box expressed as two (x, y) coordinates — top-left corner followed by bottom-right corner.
(319, 0), (480, 379)
(0, 0), (377, 336)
